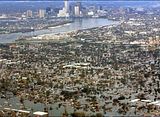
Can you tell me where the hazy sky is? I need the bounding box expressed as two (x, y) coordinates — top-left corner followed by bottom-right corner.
(0, 0), (159, 13)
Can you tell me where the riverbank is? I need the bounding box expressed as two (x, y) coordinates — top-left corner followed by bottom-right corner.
(0, 19), (73, 35)
(0, 18), (118, 43)
(44, 20), (73, 29)
(16, 22), (119, 43)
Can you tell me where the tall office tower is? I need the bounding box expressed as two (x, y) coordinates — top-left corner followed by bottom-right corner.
(39, 9), (45, 18)
(74, 5), (80, 17)
(64, 0), (69, 13)
(57, 0), (70, 17)
(26, 10), (33, 17)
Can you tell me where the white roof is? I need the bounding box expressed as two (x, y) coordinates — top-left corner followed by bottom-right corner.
(155, 103), (160, 106)
(4, 108), (10, 110)
(4, 108), (30, 113)
(17, 110), (30, 113)
(130, 99), (140, 102)
(33, 111), (48, 116)
(141, 100), (152, 102)
(148, 101), (160, 105)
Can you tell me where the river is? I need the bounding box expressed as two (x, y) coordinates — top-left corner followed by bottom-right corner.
(0, 18), (118, 43)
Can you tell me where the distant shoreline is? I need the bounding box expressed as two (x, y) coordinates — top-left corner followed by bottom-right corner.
(45, 21), (73, 29)
(0, 20), (73, 35)
(16, 22), (120, 43)
(0, 18), (118, 43)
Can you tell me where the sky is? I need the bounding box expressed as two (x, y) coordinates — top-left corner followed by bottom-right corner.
(0, 0), (159, 13)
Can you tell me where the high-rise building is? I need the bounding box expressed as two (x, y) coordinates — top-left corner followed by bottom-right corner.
(74, 2), (82, 17)
(74, 5), (80, 17)
(26, 10), (33, 18)
(64, 0), (69, 13)
(39, 9), (45, 18)
(57, 0), (70, 17)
